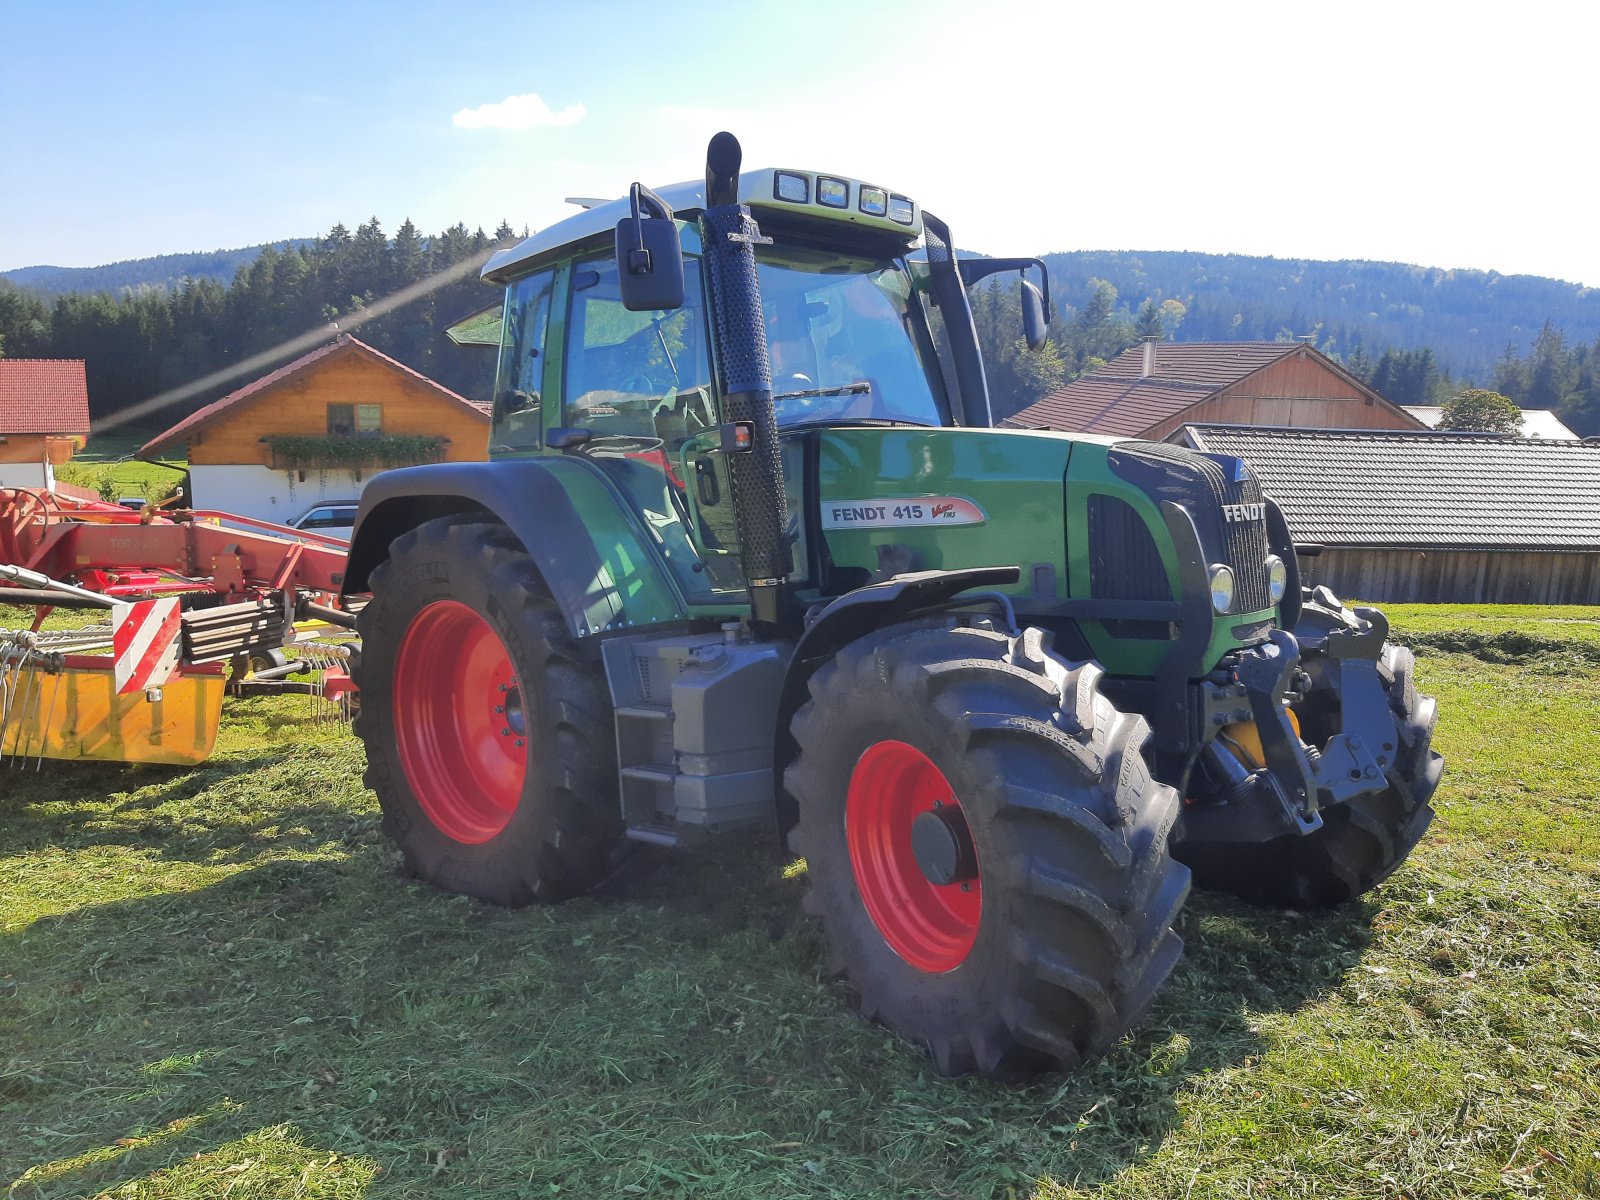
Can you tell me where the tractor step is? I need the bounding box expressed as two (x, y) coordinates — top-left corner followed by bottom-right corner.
(624, 823), (687, 847)
(603, 632), (787, 837)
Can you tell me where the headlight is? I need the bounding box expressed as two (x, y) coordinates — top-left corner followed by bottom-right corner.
(1208, 564), (1235, 614)
(1265, 555), (1288, 603)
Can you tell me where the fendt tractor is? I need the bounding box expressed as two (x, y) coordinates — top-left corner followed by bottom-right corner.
(342, 135), (1443, 1079)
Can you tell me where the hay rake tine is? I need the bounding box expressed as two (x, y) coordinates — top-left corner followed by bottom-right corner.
(36, 665), (63, 771)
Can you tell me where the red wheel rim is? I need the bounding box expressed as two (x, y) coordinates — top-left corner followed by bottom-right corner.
(393, 600), (527, 843)
(846, 740), (981, 973)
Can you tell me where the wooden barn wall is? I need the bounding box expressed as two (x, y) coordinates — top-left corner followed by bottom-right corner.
(1146, 356), (1420, 440)
(1298, 547), (1600, 604)
(187, 354), (487, 466)
(0, 434), (78, 465)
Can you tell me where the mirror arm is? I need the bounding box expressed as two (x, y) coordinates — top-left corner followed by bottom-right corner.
(623, 183), (675, 275)
(957, 255), (1052, 322)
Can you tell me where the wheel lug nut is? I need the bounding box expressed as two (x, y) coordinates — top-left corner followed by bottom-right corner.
(495, 705), (505, 714)
(501, 727), (511, 736)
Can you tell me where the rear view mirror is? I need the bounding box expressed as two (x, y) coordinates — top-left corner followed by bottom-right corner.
(616, 183), (684, 312)
(1021, 279), (1047, 351)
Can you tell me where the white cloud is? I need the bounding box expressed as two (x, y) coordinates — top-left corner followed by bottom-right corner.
(452, 93), (585, 131)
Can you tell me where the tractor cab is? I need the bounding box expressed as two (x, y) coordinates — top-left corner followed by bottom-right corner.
(463, 162), (1046, 621)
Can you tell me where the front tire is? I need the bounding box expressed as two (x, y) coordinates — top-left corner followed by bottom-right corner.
(786, 621), (1189, 1079)
(352, 516), (621, 905)
(1176, 589), (1443, 908)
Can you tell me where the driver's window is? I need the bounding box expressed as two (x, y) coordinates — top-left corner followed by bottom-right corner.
(563, 254), (710, 449)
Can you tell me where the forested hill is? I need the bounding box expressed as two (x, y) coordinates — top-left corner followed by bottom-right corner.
(12, 240), (1596, 385)
(2, 243), (301, 298)
(1038, 250), (1600, 381)
(4, 223), (1598, 436)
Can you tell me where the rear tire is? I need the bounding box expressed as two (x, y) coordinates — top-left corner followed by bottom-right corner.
(786, 621), (1188, 1079)
(1176, 590), (1443, 908)
(352, 516), (621, 905)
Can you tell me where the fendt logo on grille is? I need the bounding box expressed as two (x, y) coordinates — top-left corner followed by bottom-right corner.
(1221, 502), (1266, 523)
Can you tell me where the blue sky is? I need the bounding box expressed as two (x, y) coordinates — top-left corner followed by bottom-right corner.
(4, 0), (1597, 286)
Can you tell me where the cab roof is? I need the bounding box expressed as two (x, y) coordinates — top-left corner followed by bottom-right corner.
(482, 167), (922, 284)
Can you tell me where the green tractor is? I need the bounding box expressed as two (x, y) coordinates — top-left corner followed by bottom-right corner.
(343, 134), (1442, 1079)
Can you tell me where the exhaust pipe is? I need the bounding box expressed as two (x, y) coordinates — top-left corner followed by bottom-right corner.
(699, 132), (791, 631)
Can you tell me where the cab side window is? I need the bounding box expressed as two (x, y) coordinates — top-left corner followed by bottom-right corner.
(491, 269), (555, 453)
(563, 254), (711, 449)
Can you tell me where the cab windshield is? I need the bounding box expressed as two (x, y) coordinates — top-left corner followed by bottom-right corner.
(756, 247), (946, 428)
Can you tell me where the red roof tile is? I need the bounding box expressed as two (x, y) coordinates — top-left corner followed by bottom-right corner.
(0, 359), (91, 435)
(1096, 341), (1293, 385)
(138, 335), (488, 458)
(1007, 376), (1214, 437)
(1007, 340), (1412, 436)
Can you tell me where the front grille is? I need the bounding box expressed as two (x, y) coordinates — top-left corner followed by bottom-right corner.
(1088, 493), (1169, 602)
(1109, 441), (1273, 614)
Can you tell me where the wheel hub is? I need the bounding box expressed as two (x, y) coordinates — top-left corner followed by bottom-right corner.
(910, 806), (977, 886)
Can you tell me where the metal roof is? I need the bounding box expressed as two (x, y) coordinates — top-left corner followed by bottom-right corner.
(0, 359), (90, 435)
(1185, 424), (1600, 551)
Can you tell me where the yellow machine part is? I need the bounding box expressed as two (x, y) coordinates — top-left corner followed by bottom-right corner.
(1220, 707), (1303, 771)
(1, 666), (224, 766)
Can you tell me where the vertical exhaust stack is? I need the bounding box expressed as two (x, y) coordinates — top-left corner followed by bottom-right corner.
(1141, 334), (1160, 379)
(698, 132), (792, 632)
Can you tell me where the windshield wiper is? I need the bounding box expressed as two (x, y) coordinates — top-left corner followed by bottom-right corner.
(771, 382), (870, 402)
(780, 417), (920, 431)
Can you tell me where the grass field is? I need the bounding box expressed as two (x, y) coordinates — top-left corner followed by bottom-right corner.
(55, 434), (185, 504)
(2, 605), (1597, 1198)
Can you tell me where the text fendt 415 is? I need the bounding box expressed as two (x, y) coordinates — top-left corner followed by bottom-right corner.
(343, 135), (1443, 1080)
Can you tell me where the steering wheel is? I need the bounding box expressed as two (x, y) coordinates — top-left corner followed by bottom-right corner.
(620, 373), (657, 395)
(585, 435), (666, 455)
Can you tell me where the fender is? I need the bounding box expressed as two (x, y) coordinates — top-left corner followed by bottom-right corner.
(772, 565), (1020, 834)
(341, 457), (685, 642)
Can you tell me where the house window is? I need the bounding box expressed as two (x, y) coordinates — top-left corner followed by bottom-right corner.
(327, 403), (383, 436)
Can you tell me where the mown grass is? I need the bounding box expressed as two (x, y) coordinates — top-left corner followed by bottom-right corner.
(2, 605), (1597, 1198)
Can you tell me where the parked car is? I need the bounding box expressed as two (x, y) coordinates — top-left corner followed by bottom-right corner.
(286, 501), (358, 542)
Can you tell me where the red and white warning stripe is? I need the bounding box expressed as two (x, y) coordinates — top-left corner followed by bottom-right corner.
(111, 598), (182, 695)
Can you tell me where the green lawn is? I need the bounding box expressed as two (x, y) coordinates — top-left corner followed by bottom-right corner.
(2, 606), (1597, 1198)
(55, 433), (186, 504)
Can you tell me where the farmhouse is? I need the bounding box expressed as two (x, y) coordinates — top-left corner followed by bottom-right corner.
(0, 359), (90, 491)
(139, 335), (488, 524)
(1179, 424), (1600, 604)
(1009, 340), (1425, 439)
(1403, 404), (1579, 439)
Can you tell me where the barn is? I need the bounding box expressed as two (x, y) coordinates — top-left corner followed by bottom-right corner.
(1008, 340), (1425, 438)
(139, 335), (489, 524)
(1179, 424), (1600, 604)
(0, 359), (90, 492)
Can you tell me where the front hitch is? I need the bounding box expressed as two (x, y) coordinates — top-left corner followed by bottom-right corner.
(1180, 611), (1397, 845)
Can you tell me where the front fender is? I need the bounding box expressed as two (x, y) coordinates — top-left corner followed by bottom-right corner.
(342, 457), (686, 641)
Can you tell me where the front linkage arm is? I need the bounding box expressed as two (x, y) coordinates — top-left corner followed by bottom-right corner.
(1183, 608), (1399, 845)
